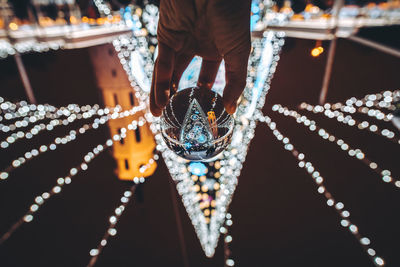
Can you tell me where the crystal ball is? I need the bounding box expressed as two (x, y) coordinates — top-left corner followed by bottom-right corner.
(160, 87), (234, 161)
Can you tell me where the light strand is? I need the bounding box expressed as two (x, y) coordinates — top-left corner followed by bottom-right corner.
(298, 103), (399, 144)
(0, 118), (146, 245)
(257, 113), (385, 267)
(0, 105), (145, 181)
(0, 106), (102, 149)
(86, 155), (158, 267)
(339, 90), (400, 111)
(273, 105), (400, 189)
(222, 213), (234, 267)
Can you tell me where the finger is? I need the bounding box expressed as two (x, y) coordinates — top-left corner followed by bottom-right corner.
(154, 42), (175, 115)
(170, 53), (194, 93)
(222, 44), (251, 114)
(197, 58), (222, 90)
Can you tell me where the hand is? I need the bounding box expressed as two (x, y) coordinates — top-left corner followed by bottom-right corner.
(150, 0), (251, 117)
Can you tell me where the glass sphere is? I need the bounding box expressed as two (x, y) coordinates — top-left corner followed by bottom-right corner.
(160, 87), (234, 161)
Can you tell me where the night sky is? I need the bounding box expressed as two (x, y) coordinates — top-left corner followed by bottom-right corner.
(0, 26), (400, 267)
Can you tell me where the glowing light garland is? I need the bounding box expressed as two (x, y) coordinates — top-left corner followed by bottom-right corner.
(86, 155), (158, 267)
(0, 117), (147, 245)
(149, 32), (285, 257)
(298, 103), (399, 144)
(0, 105), (103, 149)
(273, 105), (400, 189)
(340, 90), (400, 111)
(94, 0), (286, 257)
(0, 105), (145, 181)
(222, 213), (234, 267)
(257, 113), (385, 267)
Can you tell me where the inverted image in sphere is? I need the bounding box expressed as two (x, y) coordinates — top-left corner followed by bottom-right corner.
(160, 87), (234, 161)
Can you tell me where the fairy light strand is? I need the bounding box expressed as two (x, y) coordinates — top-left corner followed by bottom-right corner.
(0, 105), (145, 181)
(340, 90), (400, 111)
(273, 105), (400, 189)
(0, 118), (147, 245)
(298, 103), (399, 144)
(0, 106), (102, 149)
(257, 113), (385, 267)
(222, 213), (234, 267)
(0, 102), (124, 133)
(86, 155), (159, 267)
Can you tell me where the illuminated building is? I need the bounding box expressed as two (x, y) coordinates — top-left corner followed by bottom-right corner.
(88, 43), (156, 181)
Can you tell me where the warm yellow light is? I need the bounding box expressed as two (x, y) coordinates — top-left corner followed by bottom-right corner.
(193, 184), (200, 192)
(214, 172), (220, 179)
(311, 47), (323, 57)
(191, 175), (198, 181)
(96, 18), (104, 25)
(199, 175), (206, 182)
(202, 193), (209, 200)
(201, 185), (208, 192)
(211, 200), (216, 207)
(214, 161), (221, 169)
(70, 16), (78, 24)
(213, 183), (220, 190)
(9, 23), (18, 31)
(204, 209), (210, 216)
(82, 16), (89, 23)
(135, 8), (142, 16)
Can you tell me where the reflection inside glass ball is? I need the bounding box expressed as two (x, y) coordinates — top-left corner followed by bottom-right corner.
(161, 87), (234, 161)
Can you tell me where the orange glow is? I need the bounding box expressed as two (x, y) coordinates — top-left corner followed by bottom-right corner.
(311, 47), (321, 57)
(82, 16), (89, 23)
(69, 16), (78, 24)
(9, 22), (18, 31)
(311, 40), (324, 57)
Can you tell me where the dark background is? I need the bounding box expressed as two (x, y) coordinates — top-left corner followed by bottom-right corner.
(0, 26), (399, 267)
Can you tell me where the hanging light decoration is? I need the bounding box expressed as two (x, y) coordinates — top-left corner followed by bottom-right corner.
(86, 154), (158, 267)
(0, 105), (145, 181)
(257, 113), (385, 267)
(273, 105), (400, 189)
(0, 117), (147, 245)
(92, 0), (286, 257)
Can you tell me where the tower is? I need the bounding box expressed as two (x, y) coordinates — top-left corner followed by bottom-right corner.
(88, 43), (156, 180)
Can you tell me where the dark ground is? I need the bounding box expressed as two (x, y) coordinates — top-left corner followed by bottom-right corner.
(0, 26), (399, 267)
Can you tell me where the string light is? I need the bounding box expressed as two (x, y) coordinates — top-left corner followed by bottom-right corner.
(149, 31), (285, 257)
(340, 90), (400, 111)
(298, 103), (399, 144)
(0, 105), (102, 149)
(0, 117), (147, 245)
(311, 40), (324, 57)
(0, 105), (145, 181)
(86, 155), (158, 267)
(223, 213), (234, 267)
(94, 0), (286, 257)
(273, 105), (400, 189)
(257, 113), (385, 267)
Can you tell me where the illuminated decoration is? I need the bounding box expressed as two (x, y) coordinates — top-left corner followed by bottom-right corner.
(223, 213), (234, 267)
(0, 117), (146, 245)
(0, 104), (102, 149)
(298, 103), (399, 144)
(160, 87), (234, 161)
(273, 105), (400, 189)
(311, 40), (324, 57)
(150, 31), (285, 256)
(339, 90), (400, 111)
(0, 105), (145, 181)
(257, 114), (385, 267)
(93, 0), (286, 256)
(86, 155), (158, 267)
